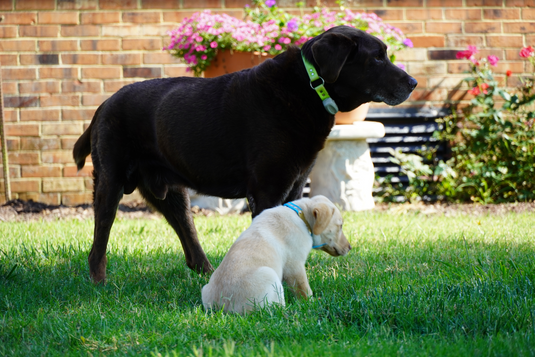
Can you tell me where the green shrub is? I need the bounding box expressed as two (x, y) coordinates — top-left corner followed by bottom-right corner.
(375, 147), (456, 203)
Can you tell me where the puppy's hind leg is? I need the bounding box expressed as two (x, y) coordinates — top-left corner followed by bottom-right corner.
(248, 267), (285, 312)
(89, 168), (124, 284)
(139, 185), (213, 274)
(264, 279), (285, 307)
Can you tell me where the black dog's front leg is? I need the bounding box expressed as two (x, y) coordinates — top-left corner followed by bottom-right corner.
(247, 170), (310, 218)
(285, 169), (313, 203)
(248, 188), (287, 218)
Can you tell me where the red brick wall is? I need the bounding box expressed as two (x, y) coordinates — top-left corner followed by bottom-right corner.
(0, 0), (533, 205)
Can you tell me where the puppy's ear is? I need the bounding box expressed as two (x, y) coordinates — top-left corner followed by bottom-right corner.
(311, 33), (354, 83)
(312, 203), (334, 235)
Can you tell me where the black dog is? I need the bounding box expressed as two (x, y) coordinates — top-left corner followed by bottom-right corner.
(73, 25), (417, 283)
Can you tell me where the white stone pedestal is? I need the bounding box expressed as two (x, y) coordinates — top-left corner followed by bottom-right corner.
(309, 121), (385, 211)
(188, 189), (247, 215)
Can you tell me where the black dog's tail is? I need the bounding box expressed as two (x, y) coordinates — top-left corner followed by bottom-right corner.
(73, 100), (106, 171)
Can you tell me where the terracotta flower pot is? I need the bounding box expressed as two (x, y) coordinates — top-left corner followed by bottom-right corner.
(335, 102), (370, 124)
(203, 51), (370, 124)
(204, 50), (274, 78)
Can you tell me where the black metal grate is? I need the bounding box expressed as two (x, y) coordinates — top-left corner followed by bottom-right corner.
(366, 107), (450, 183)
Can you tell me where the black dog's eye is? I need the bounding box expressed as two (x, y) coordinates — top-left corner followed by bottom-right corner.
(374, 56), (384, 63)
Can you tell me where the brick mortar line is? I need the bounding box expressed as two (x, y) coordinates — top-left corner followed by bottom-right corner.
(8, 7), (531, 22)
(4, 15), (532, 30)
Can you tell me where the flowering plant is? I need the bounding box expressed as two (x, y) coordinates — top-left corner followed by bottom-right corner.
(437, 46), (535, 203)
(165, 0), (413, 76)
(455, 45), (535, 119)
(377, 45), (535, 203)
(455, 45), (504, 98)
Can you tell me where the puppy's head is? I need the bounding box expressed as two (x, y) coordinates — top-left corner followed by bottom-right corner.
(308, 195), (351, 257)
(302, 25), (417, 111)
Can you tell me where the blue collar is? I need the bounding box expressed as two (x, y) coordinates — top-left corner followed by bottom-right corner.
(284, 202), (326, 249)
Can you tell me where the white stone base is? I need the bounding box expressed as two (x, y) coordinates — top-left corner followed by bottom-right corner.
(309, 122), (385, 211)
(188, 189), (247, 215)
(309, 140), (375, 211)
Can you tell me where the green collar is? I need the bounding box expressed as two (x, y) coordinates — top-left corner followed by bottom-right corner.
(301, 52), (339, 115)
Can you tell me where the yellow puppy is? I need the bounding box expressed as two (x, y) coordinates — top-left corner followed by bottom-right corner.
(202, 195), (351, 314)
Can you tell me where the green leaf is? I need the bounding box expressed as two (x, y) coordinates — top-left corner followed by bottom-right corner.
(499, 90), (511, 101)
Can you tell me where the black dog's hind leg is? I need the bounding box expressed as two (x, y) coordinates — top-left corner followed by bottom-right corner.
(139, 186), (213, 274)
(89, 169), (124, 283)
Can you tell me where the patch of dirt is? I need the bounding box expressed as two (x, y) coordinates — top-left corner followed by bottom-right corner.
(374, 201), (535, 216)
(0, 199), (216, 222)
(0, 199), (533, 222)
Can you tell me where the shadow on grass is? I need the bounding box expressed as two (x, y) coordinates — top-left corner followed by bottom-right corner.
(2, 242), (535, 340)
(1, 249), (221, 309)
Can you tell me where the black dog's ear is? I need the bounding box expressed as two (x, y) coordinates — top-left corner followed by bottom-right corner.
(311, 33), (354, 83)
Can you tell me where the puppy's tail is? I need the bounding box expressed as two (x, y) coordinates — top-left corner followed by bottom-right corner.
(73, 100), (105, 171)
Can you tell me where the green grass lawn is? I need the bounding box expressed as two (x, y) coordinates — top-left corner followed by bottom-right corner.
(1, 210), (534, 356)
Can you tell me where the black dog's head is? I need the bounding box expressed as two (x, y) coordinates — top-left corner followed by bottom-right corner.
(301, 25), (417, 112)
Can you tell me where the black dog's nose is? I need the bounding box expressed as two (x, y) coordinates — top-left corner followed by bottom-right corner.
(408, 77), (418, 91)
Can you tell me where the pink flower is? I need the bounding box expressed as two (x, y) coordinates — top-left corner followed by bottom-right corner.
(487, 55), (499, 66)
(274, 44), (282, 50)
(456, 45), (478, 60)
(402, 38), (413, 48)
(467, 45), (479, 54)
(456, 51), (469, 59)
(263, 45), (271, 51)
(468, 86), (480, 96)
(210, 41), (218, 48)
(520, 46), (534, 58)
(201, 54), (207, 60)
(287, 19), (298, 32)
(278, 37), (291, 44)
(480, 83), (489, 94)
